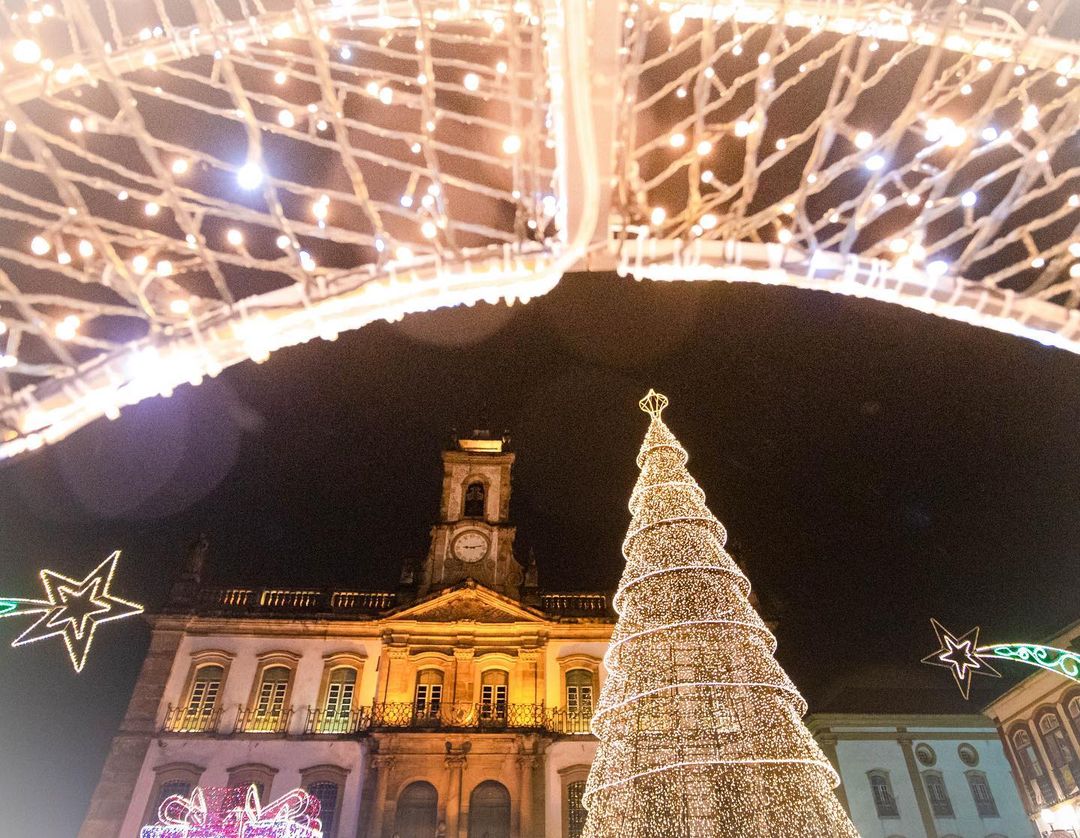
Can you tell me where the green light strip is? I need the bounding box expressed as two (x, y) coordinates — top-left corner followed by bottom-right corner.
(0, 600), (16, 616)
(980, 643), (1080, 682)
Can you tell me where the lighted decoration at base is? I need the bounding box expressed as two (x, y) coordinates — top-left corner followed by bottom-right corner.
(923, 618), (1080, 699)
(139, 785), (322, 838)
(0, 551), (143, 673)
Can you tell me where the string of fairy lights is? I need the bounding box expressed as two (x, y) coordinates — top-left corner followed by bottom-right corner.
(0, 0), (574, 460)
(582, 391), (860, 837)
(0, 0), (1077, 461)
(614, 0), (1080, 343)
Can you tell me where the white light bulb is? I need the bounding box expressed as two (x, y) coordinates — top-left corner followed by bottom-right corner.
(696, 140), (712, 156)
(57, 251), (71, 265)
(889, 238), (908, 254)
(777, 229), (792, 244)
(650, 207), (666, 225)
(463, 72), (480, 92)
(734, 120), (754, 138)
(144, 201), (161, 217)
(275, 234), (290, 249)
(1031, 257), (1046, 268)
(394, 245), (414, 262)
(421, 220), (438, 239)
(170, 298), (191, 315)
(701, 170), (714, 184)
(132, 254), (149, 274)
(237, 161), (264, 190)
(78, 239), (93, 258)
(156, 259), (173, 276)
(865, 154), (885, 171)
(676, 87), (687, 99)
(226, 228), (243, 247)
(274, 70), (287, 85)
(496, 61), (507, 75)
(502, 134), (522, 154)
(700, 213), (717, 230)
(854, 130), (873, 150)
(55, 315), (80, 341)
(379, 87), (393, 105)
(171, 158), (189, 175)
(927, 260), (949, 278)
(1069, 242), (1080, 258)
(981, 126), (998, 142)
(69, 117), (83, 134)
(669, 132), (686, 148)
(961, 191), (977, 207)
(30, 235), (50, 256)
(13, 39), (42, 65)
(278, 109), (295, 128)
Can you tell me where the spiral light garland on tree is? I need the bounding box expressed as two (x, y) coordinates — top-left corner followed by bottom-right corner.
(581, 390), (858, 838)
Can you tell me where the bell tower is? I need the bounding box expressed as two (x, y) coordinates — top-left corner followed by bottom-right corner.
(416, 426), (523, 599)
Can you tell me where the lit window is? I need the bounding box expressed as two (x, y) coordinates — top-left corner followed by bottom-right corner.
(566, 669), (594, 718)
(481, 670), (508, 721)
(324, 668), (357, 721)
(415, 669), (444, 719)
(567, 780), (587, 838)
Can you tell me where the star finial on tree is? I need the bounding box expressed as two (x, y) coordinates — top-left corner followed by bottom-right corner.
(1, 551), (143, 673)
(639, 389), (669, 419)
(921, 618), (1000, 700)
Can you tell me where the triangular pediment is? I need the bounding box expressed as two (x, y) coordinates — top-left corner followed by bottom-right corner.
(387, 581), (545, 624)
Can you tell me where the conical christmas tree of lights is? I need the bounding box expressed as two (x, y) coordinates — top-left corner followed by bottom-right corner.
(582, 391), (860, 838)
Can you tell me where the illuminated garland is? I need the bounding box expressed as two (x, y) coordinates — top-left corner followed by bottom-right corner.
(0, 551), (143, 673)
(140, 785), (322, 838)
(581, 390), (859, 838)
(923, 618), (1080, 699)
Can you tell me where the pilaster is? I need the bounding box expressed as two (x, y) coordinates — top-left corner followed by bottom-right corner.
(898, 731), (938, 838)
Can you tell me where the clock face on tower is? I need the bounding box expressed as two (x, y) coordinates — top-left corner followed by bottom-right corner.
(451, 529), (490, 563)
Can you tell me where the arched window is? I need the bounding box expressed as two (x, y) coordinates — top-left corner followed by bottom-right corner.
(965, 770), (998, 818)
(567, 780), (587, 838)
(1038, 711), (1077, 768)
(464, 481), (486, 518)
(324, 668), (357, 724)
(249, 665), (292, 731)
(226, 763), (277, 802)
(1067, 694), (1080, 743)
(867, 770), (899, 818)
(179, 664), (224, 731)
(1011, 727), (1054, 804)
(923, 771), (954, 818)
(468, 780), (511, 838)
(415, 669), (444, 719)
(301, 764), (348, 838)
(143, 763), (203, 826)
(566, 669), (594, 723)
(395, 781), (438, 838)
(480, 670), (508, 722)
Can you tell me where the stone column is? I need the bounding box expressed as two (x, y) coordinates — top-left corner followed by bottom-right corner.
(518, 751), (538, 838)
(815, 729), (850, 815)
(366, 754), (396, 838)
(445, 748), (467, 838)
(897, 731), (938, 838)
(78, 623), (184, 838)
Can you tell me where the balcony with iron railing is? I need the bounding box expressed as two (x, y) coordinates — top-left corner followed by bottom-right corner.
(162, 702), (594, 737)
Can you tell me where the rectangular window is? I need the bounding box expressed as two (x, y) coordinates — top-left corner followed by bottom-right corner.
(326, 682), (354, 718)
(416, 683), (442, 717)
(567, 685), (593, 715)
(307, 782), (339, 837)
(925, 774), (954, 818)
(481, 684), (508, 719)
(256, 681), (287, 717)
(968, 773), (999, 817)
(567, 780), (587, 838)
(870, 774), (899, 818)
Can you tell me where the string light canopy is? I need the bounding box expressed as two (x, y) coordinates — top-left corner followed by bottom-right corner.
(923, 617), (1080, 700)
(0, 0), (1078, 460)
(0, 0), (597, 461)
(581, 390), (859, 837)
(613, 0), (1080, 352)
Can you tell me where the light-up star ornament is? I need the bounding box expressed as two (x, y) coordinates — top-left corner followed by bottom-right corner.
(0, 551), (143, 673)
(921, 618), (1000, 700)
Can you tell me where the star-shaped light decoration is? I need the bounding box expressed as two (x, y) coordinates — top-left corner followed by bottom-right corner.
(0, 551), (143, 673)
(922, 618), (1001, 700)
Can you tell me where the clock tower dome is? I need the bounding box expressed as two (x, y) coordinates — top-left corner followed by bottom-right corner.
(415, 426), (525, 599)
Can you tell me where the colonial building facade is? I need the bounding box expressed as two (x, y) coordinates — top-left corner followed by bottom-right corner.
(808, 713), (1035, 838)
(984, 620), (1080, 838)
(79, 430), (614, 838)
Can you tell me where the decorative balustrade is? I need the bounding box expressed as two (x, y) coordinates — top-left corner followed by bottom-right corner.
(541, 593), (610, 617)
(194, 587), (399, 616)
(162, 704), (224, 734)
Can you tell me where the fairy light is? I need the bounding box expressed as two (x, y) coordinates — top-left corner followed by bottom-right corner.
(226, 228), (244, 247)
(650, 207), (667, 225)
(278, 109), (296, 128)
(171, 158), (190, 175)
(696, 140), (712, 156)
(169, 298), (191, 315)
(421, 220), (439, 239)
(30, 236), (50, 256)
(463, 72), (481, 91)
(139, 785), (322, 837)
(961, 191), (977, 208)
(274, 70), (287, 85)
(582, 392), (860, 837)
(237, 161), (264, 190)
(670, 132), (686, 148)
(57, 251), (72, 265)
(69, 117), (84, 134)
(132, 254), (149, 274)
(853, 130), (873, 150)
(55, 315), (80, 341)
(156, 259), (174, 277)
(502, 134), (522, 154)
(865, 154), (885, 171)
(12, 40), (42, 65)
(78, 239), (94, 259)
(144, 201), (161, 217)
(275, 234), (291, 249)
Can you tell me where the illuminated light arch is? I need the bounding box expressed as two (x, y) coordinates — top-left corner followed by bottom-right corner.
(0, 0), (1077, 460)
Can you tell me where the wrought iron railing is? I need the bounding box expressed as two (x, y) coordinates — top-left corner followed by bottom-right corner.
(304, 708), (367, 736)
(233, 707), (294, 735)
(162, 704), (224, 734)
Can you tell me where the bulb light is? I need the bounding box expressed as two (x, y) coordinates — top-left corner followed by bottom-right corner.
(854, 130), (873, 150)
(13, 40), (42, 65)
(463, 72), (480, 91)
(502, 135), (522, 154)
(237, 161), (264, 190)
(30, 236), (50, 256)
(226, 229), (243, 247)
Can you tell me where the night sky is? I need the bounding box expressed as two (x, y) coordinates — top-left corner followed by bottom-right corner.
(3, 271), (1080, 836)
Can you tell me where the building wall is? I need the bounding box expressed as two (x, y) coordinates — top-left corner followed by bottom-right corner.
(984, 620), (1080, 837)
(811, 714), (1037, 838)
